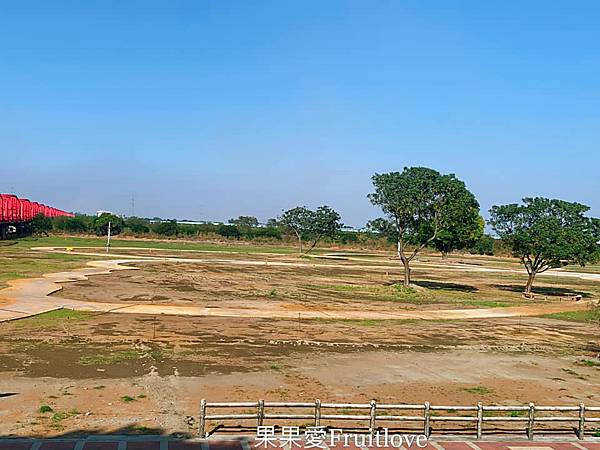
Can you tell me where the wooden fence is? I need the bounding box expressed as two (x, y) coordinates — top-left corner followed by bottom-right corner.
(199, 400), (600, 440)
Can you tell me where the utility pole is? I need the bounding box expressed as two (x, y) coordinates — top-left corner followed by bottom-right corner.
(106, 221), (111, 254)
(131, 193), (135, 217)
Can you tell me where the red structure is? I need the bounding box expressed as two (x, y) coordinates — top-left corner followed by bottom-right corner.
(0, 194), (73, 239)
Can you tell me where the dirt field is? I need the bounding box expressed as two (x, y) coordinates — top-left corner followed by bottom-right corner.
(0, 242), (599, 438)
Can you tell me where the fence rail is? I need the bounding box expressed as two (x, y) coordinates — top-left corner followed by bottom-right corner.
(199, 400), (600, 439)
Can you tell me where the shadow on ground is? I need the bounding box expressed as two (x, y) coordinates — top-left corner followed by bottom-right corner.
(412, 280), (479, 293)
(492, 284), (592, 298)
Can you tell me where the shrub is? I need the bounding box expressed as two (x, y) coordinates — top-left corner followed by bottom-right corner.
(125, 217), (150, 234)
(152, 220), (178, 236)
(217, 224), (241, 238)
(31, 213), (53, 235)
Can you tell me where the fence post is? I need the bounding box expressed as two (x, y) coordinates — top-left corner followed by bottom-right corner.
(315, 399), (322, 427)
(424, 402), (431, 438)
(369, 400), (377, 436)
(527, 403), (535, 440)
(258, 399), (265, 428)
(199, 399), (207, 438)
(476, 402), (483, 439)
(578, 403), (585, 439)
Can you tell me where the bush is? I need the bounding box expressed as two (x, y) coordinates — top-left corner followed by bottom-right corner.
(469, 235), (495, 256)
(31, 213), (53, 235)
(217, 224), (241, 238)
(125, 217), (150, 234)
(152, 220), (178, 236)
(243, 226), (282, 240)
(53, 215), (91, 233)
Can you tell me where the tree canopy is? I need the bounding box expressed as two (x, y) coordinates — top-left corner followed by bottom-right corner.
(228, 216), (259, 228)
(93, 213), (124, 236)
(280, 205), (342, 253)
(368, 166), (480, 286)
(490, 197), (600, 295)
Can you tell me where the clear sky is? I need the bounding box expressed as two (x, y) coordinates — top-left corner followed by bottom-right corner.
(1, 1), (598, 227)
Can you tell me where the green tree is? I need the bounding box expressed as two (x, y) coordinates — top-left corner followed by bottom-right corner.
(228, 216), (259, 228)
(152, 220), (178, 236)
(432, 214), (485, 258)
(368, 167), (480, 286)
(53, 215), (90, 233)
(469, 234), (495, 256)
(125, 217), (150, 234)
(490, 197), (600, 295)
(280, 205), (342, 253)
(31, 213), (53, 235)
(217, 224), (241, 238)
(93, 213), (124, 236)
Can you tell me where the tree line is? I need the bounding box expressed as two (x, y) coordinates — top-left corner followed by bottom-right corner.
(30, 165), (600, 295)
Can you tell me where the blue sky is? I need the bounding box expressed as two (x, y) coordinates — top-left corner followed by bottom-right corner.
(1, 1), (598, 226)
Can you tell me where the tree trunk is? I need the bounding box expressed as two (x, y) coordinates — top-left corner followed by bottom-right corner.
(298, 236), (303, 254)
(524, 271), (536, 295)
(403, 262), (411, 287)
(397, 238), (411, 286)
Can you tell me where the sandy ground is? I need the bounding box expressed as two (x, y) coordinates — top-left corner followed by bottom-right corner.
(0, 246), (598, 438)
(0, 312), (599, 437)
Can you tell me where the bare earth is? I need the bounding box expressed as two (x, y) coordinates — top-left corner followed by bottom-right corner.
(0, 246), (598, 438)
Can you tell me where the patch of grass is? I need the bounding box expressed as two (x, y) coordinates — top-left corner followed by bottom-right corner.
(137, 394), (147, 399)
(123, 425), (162, 435)
(93, 385), (105, 390)
(592, 428), (600, 437)
(38, 405), (53, 413)
(542, 306), (600, 323)
(268, 289), (278, 297)
(46, 409), (79, 423)
(269, 364), (282, 371)
(13, 308), (92, 329)
(577, 359), (600, 368)
(509, 410), (526, 417)
(459, 300), (510, 308)
(463, 386), (493, 395)
(120, 395), (136, 403)
(78, 350), (143, 366)
(17, 235), (296, 254)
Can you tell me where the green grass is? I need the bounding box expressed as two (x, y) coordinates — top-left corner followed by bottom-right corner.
(78, 350), (144, 366)
(120, 395), (136, 403)
(13, 309), (92, 328)
(0, 235), (298, 289)
(11, 235), (296, 254)
(38, 405), (53, 413)
(542, 307), (600, 323)
(50, 410), (79, 422)
(578, 359), (600, 367)
(304, 282), (512, 307)
(463, 386), (493, 395)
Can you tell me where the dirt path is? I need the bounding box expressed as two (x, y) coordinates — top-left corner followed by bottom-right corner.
(0, 246), (594, 322)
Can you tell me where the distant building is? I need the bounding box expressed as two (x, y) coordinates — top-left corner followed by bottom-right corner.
(96, 210), (114, 217)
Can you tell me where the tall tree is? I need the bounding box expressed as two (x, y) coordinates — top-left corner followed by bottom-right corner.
(489, 198), (600, 295)
(93, 213), (124, 236)
(368, 167), (480, 286)
(228, 216), (259, 228)
(280, 206), (342, 253)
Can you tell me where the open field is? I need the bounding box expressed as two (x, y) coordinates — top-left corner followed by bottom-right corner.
(0, 237), (599, 438)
